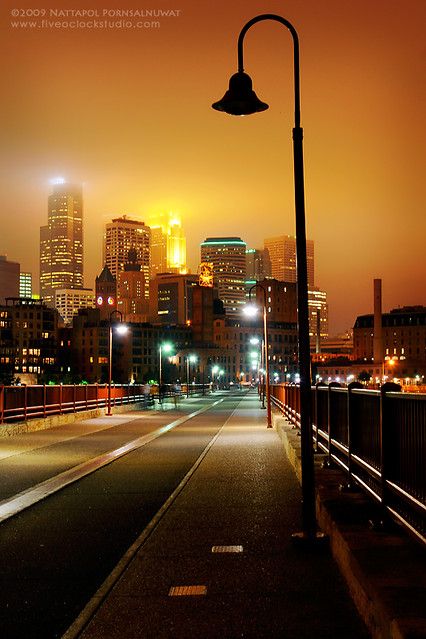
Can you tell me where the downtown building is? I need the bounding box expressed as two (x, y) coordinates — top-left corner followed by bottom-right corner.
(200, 237), (247, 318)
(263, 234), (328, 343)
(39, 182), (84, 306)
(148, 211), (187, 277)
(103, 216), (150, 301)
(0, 297), (60, 382)
(0, 255), (20, 304)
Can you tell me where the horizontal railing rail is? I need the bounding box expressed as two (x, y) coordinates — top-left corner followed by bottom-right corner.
(270, 382), (426, 546)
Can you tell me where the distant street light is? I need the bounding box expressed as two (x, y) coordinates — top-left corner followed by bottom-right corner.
(107, 310), (128, 416)
(244, 283), (271, 427)
(186, 354), (197, 397)
(212, 13), (318, 541)
(159, 342), (173, 387)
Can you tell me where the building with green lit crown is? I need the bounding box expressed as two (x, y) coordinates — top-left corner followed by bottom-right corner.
(200, 237), (247, 318)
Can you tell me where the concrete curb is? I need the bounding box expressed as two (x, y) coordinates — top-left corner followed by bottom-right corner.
(273, 410), (426, 639)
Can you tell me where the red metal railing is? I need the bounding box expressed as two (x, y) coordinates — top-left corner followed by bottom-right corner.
(0, 384), (145, 423)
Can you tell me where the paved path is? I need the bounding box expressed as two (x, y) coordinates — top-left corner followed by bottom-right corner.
(70, 392), (369, 639)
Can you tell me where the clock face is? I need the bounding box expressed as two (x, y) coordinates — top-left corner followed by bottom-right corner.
(97, 296), (103, 306)
(107, 296), (115, 306)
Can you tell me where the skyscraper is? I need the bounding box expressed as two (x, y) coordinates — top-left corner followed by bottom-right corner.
(39, 181), (83, 305)
(200, 237), (247, 318)
(148, 211), (187, 276)
(264, 235), (314, 288)
(103, 216), (150, 299)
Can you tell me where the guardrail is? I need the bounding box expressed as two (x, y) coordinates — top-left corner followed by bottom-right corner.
(0, 384), (150, 424)
(0, 382), (212, 424)
(270, 382), (426, 546)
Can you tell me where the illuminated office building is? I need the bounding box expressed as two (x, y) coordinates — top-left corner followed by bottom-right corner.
(103, 216), (150, 300)
(148, 211), (187, 276)
(39, 181), (83, 305)
(118, 249), (149, 321)
(54, 288), (95, 325)
(19, 272), (32, 299)
(264, 235), (314, 288)
(200, 237), (247, 318)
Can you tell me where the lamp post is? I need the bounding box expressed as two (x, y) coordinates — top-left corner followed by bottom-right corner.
(107, 310), (128, 416)
(186, 354), (197, 397)
(244, 284), (272, 427)
(211, 364), (219, 390)
(212, 14), (319, 541)
(159, 342), (173, 388)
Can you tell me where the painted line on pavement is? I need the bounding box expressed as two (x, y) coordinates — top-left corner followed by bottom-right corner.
(0, 398), (224, 525)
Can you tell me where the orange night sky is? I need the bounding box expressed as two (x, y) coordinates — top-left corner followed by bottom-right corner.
(0, 0), (425, 334)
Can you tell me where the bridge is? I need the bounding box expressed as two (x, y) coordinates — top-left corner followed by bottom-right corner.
(0, 384), (424, 638)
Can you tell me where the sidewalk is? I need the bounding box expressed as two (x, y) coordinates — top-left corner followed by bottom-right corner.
(68, 392), (369, 639)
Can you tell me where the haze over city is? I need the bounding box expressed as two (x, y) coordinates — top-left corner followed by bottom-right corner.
(0, 0), (425, 334)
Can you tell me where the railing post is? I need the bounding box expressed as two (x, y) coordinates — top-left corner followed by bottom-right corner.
(344, 381), (363, 490)
(85, 384), (88, 410)
(96, 383), (99, 407)
(24, 385), (28, 421)
(379, 381), (402, 521)
(0, 385), (4, 424)
(59, 384), (63, 414)
(43, 384), (47, 418)
(325, 382), (341, 467)
(314, 382), (326, 452)
(73, 384), (76, 413)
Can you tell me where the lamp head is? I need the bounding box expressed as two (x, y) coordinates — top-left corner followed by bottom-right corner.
(115, 324), (128, 335)
(212, 71), (269, 116)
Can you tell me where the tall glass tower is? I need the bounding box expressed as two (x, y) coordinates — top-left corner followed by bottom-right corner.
(39, 181), (83, 305)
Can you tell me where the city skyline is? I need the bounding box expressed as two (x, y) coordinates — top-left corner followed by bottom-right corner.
(0, 0), (425, 334)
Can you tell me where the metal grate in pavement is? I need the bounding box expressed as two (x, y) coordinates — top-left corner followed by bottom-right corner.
(168, 585), (207, 596)
(211, 545), (243, 553)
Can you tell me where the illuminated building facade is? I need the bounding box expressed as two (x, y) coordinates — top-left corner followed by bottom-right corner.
(200, 237), (247, 318)
(40, 182), (83, 305)
(103, 216), (150, 298)
(149, 226), (168, 277)
(0, 255), (20, 304)
(54, 288), (95, 325)
(19, 272), (32, 299)
(117, 249), (149, 321)
(149, 273), (199, 325)
(148, 211), (187, 275)
(0, 297), (59, 381)
(246, 248), (271, 281)
(264, 235), (314, 288)
(353, 306), (426, 378)
(308, 287), (329, 342)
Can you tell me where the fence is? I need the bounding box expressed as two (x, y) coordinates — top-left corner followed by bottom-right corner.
(270, 382), (426, 545)
(0, 382), (212, 424)
(0, 384), (149, 423)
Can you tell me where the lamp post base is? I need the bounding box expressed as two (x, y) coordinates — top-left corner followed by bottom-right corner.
(291, 530), (328, 548)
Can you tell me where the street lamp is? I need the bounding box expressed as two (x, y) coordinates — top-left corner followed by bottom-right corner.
(211, 364), (219, 390)
(107, 310), (128, 416)
(212, 14), (318, 541)
(159, 342), (173, 387)
(244, 284), (272, 427)
(250, 335), (264, 406)
(186, 354), (197, 397)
